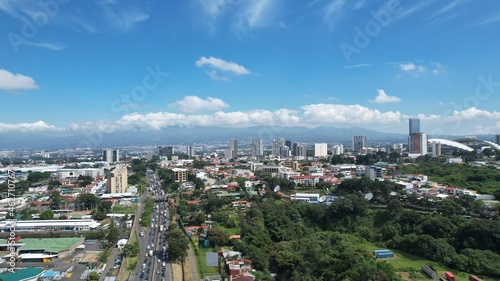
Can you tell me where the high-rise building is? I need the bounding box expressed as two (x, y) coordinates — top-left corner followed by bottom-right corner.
(251, 139), (264, 157)
(352, 136), (367, 152)
(409, 118), (420, 134)
(229, 139), (238, 158)
(408, 118), (428, 155)
(158, 146), (168, 157)
(186, 146), (195, 157)
(292, 142), (298, 156)
(285, 140), (292, 149)
(495, 135), (500, 145)
(107, 164), (127, 193)
(332, 144), (344, 155)
(172, 168), (187, 183)
(295, 144), (306, 160)
(431, 142), (442, 157)
(272, 138), (285, 155)
(314, 143), (328, 157)
(158, 146), (174, 157)
(103, 149), (119, 163)
(409, 132), (428, 155)
(280, 146), (290, 157)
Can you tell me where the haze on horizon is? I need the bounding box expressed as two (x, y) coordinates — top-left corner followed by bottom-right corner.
(1, 0), (500, 138)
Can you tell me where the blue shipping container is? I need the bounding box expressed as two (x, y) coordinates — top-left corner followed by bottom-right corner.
(373, 249), (391, 255)
(376, 252), (394, 259)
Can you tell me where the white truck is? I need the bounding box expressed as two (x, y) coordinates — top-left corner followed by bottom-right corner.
(149, 250), (153, 257)
(160, 225), (164, 232)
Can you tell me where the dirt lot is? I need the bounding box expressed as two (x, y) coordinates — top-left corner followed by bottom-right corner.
(172, 260), (194, 281)
(80, 252), (100, 263)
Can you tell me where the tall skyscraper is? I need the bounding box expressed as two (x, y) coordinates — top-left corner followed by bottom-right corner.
(229, 139), (238, 158)
(103, 148), (119, 163)
(272, 138), (285, 155)
(495, 135), (500, 145)
(409, 118), (420, 134)
(186, 146), (195, 157)
(409, 133), (428, 155)
(314, 143), (328, 157)
(158, 146), (174, 160)
(352, 136), (367, 152)
(408, 118), (428, 155)
(107, 164), (127, 193)
(295, 144), (306, 160)
(285, 140), (292, 149)
(251, 139), (264, 158)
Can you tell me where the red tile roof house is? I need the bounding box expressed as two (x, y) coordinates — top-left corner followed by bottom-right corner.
(228, 258), (255, 281)
(186, 200), (201, 205)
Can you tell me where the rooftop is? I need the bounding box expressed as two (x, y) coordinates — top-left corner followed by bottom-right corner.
(2, 237), (84, 253)
(0, 267), (44, 281)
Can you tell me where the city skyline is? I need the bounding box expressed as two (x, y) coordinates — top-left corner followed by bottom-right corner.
(1, 1), (500, 137)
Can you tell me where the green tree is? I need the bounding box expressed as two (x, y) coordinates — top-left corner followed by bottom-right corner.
(165, 229), (189, 281)
(40, 209), (54, 220)
(78, 175), (93, 187)
(76, 193), (100, 210)
(207, 228), (229, 248)
(49, 191), (64, 210)
(107, 223), (120, 245)
(27, 171), (51, 183)
(86, 272), (100, 281)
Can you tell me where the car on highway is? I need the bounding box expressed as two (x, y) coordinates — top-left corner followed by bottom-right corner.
(140, 231), (144, 237)
(162, 261), (165, 267)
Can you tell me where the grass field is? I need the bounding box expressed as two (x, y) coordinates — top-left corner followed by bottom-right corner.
(362, 243), (494, 281)
(212, 222), (240, 236)
(112, 205), (138, 214)
(197, 246), (220, 276)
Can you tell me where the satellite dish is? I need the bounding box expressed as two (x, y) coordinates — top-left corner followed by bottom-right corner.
(318, 196), (327, 203)
(364, 192), (373, 201)
(274, 185), (281, 192)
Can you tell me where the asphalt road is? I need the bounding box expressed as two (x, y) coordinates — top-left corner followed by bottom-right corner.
(131, 173), (172, 281)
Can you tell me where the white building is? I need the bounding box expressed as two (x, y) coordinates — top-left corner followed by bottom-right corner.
(331, 144), (344, 155)
(0, 219), (99, 232)
(290, 193), (320, 203)
(314, 143), (328, 157)
(0, 197), (27, 211)
(103, 149), (120, 163)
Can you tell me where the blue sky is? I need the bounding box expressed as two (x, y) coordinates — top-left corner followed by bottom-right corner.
(1, 0), (500, 136)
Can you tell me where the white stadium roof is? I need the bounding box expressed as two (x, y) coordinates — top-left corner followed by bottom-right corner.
(482, 140), (500, 151)
(428, 138), (474, 152)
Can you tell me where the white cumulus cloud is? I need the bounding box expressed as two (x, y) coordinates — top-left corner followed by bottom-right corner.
(0, 69), (39, 91)
(399, 63), (426, 74)
(371, 89), (401, 103)
(196, 56), (251, 80)
(0, 121), (61, 132)
(300, 103), (401, 126)
(175, 96), (230, 113)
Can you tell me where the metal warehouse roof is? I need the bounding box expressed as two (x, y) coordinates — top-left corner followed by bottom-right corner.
(2, 237), (84, 253)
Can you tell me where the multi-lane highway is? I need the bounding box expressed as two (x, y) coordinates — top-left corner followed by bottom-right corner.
(135, 173), (173, 281)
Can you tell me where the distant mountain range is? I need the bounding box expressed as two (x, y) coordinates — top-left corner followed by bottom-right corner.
(0, 126), (495, 150)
